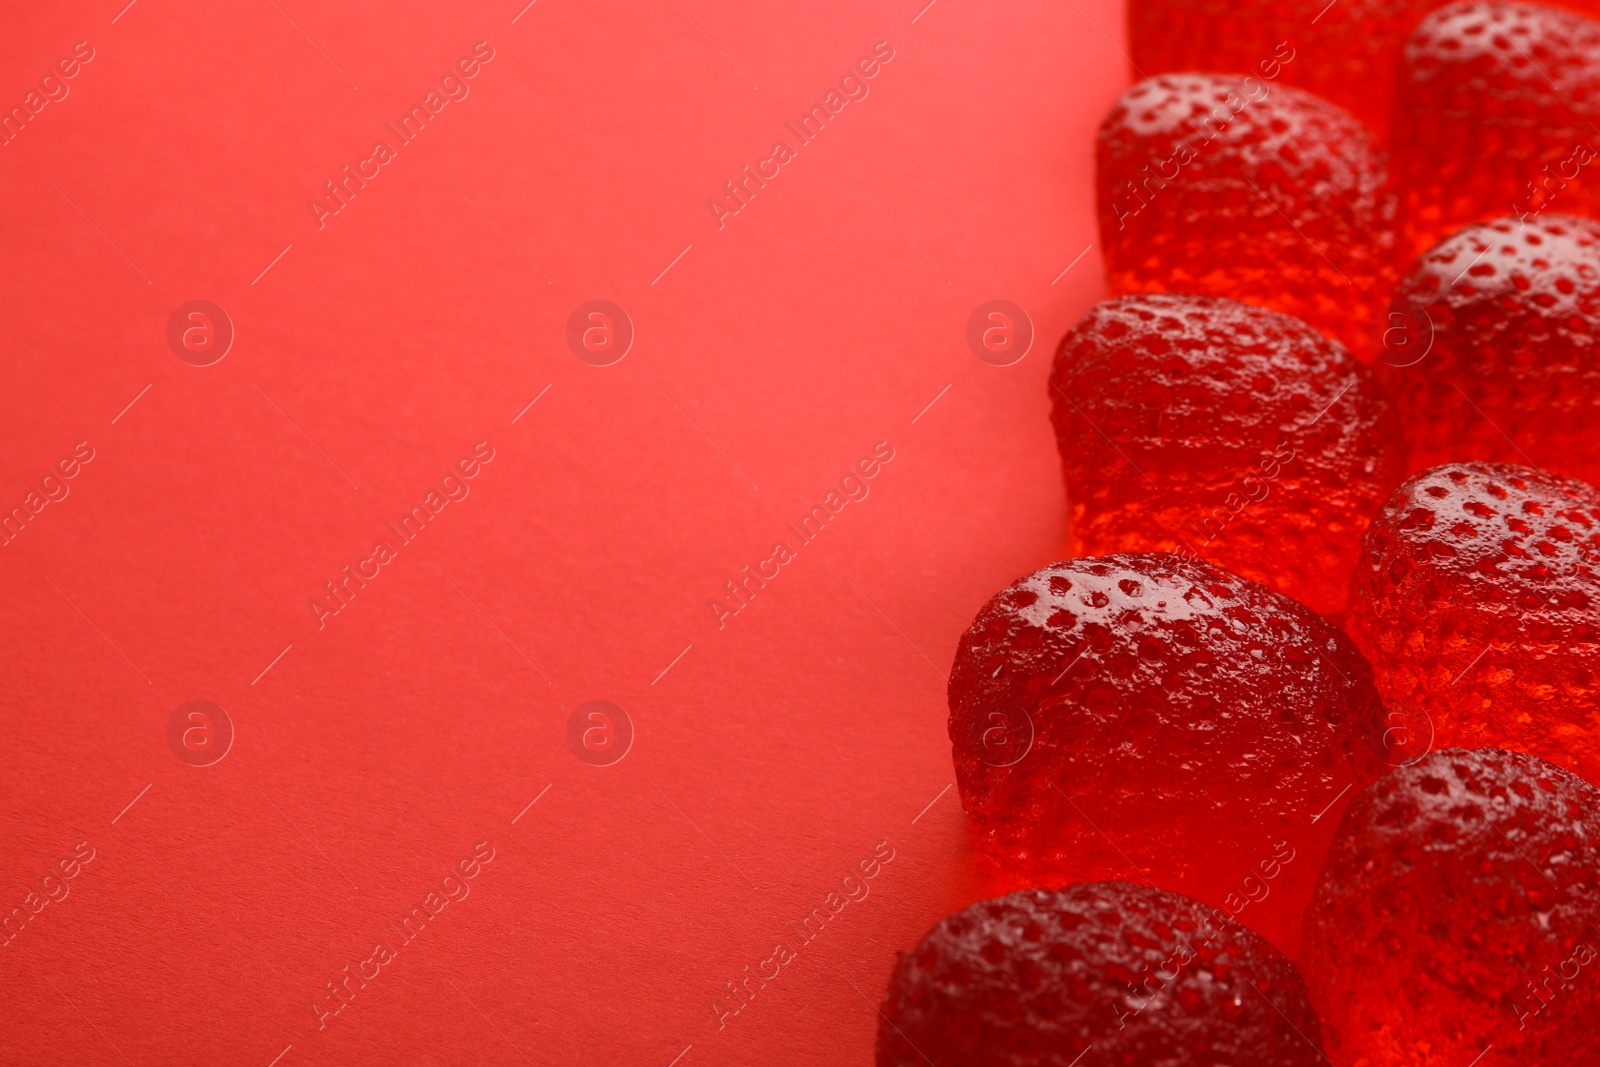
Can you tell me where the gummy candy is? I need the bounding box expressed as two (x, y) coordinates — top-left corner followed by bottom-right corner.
(1348, 462), (1600, 781)
(1050, 293), (1402, 617)
(1097, 73), (1394, 359)
(877, 882), (1326, 1067)
(948, 553), (1385, 953)
(1383, 215), (1600, 485)
(1128, 0), (1399, 138)
(1301, 747), (1600, 1064)
(1129, 0), (1600, 141)
(1393, 0), (1600, 257)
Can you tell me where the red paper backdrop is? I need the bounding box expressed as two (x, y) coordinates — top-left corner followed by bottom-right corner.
(0, 1), (1123, 1063)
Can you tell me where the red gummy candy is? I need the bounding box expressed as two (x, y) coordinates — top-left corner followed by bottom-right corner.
(1127, 2), (1397, 138)
(1097, 73), (1394, 359)
(1128, 0), (1600, 140)
(1349, 463), (1600, 782)
(1301, 748), (1600, 1063)
(948, 553), (1385, 953)
(1050, 294), (1402, 617)
(1393, 0), (1600, 258)
(1384, 215), (1600, 485)
(877, 882), (1325, 1067)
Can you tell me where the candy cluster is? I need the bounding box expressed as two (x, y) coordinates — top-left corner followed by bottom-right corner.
(879, 4), (1600, 1063)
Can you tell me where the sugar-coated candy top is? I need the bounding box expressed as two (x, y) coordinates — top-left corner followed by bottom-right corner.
(1393, 1), (1600, 256)
(1389, 216), (1600, 428)
(1397, 215), (1600, 338)
(1051, 294), (1399, 615)
(1098, 73), (1388, 233)
(1096, 73), (1393, 356)
(950, 553), (1384, 813)
(1315, 747), (1600, 902)
(877, 882), (1325, 1067)
(1054, 294), (1379, 467)
(1302, 747), (1600, 1060)
(948, 553), (1385, 952)
(1127, 0), (1398, 133)
(1404, 0), (1600, 107)
(1353, 462), (1600, 645)
(1124, 0), (1592, 138)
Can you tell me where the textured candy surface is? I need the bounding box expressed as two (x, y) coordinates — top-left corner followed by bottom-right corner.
(1348, 463), (1600, 781)
(1301, 748), (1600, 1064)
(877, 882), (1325, 1067)
(1128, 0), (1600, 140)
(1384, 215), (1600, 485)
(1097, 73), (1394, 359)
(948, 553), (1385, 953)
(1050, 294), (1401, 617)
(1393, 1), (1600, 257)
(1128, 0), (1408, 138)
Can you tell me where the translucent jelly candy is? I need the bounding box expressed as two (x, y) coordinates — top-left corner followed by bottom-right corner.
(1393, 0), (1600, 258)
(948, 553), (1385, 953)
(1050, 294), (1401, 617)
(1128, 2), (1400, 138)
(1348, 462), (1600, 781)
(877, 882), (1325, 1067)
(1384, 215), (1600, 485)
(1128, 0), (1600, 140)
(1301, 748), (1600, 1063)
(1097, 73), (1394, 359)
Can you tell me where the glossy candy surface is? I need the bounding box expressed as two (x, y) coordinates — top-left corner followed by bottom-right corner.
(1051, 294), (1401, 616)
(1384, 215), (1600, 484)
(1302, 748), (1600, 1064)
(1349, 463), (1600, 781)
(1097, 73), (1394, 358)
(1128, 0), (1600, 141)
(948, 553), (1385, 953)
(1129, 0), (1405, 138)
(877, 882), (1325, 1067)
(1393, 1), (1600, 257)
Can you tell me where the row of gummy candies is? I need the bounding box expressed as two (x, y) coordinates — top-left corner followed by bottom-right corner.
(876, 2), (1600, 1065)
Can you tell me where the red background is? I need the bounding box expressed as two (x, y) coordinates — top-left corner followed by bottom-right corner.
(0, 1), (1122, 1063)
